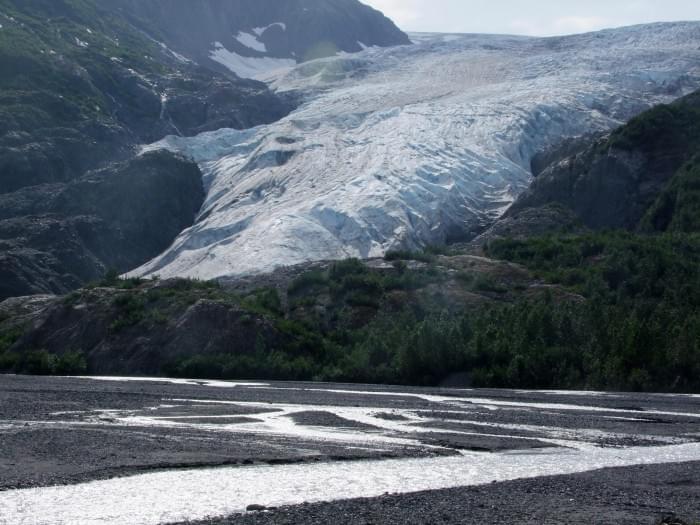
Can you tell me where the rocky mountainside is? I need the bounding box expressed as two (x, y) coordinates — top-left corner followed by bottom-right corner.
(0, 151), (204, 298)
(478, 89), (700, 242)
(3, 9), (700, 391)
(0, 0), (293, 192)
(0, 252), (554, 378)
(0, 0), (408, 299)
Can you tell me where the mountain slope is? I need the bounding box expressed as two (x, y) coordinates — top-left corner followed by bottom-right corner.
(498, 90), (700, 234)
(0, 0), (292, 299)
(642, 156), (700, 233)
(133, 23), (700, 281)
(0, 0), (293, 192)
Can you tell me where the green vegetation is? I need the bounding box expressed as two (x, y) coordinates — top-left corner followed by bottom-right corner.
(0, 0), (164, 129)
(482, 232), (700, 391)
(0, 348), (87, 375)
(4, 224), (699, 392)
(0, 326), (24, 371)
(605, 91), (700, 154)
(109, 293), (148, 332)
(0, 325), (22, 353)
(642, 156), (700, 233)
(3, 234), (700, 392)
(3, 82), (700, 391)
(0, 317), (86, 375)
(160, 232), (700, 392)
(384, 245), (450, 263)
(384, 250), (436, 263)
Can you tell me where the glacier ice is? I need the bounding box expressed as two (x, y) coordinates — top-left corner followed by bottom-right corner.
(134, 23), (700, 281)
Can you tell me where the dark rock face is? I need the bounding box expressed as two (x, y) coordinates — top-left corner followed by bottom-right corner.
(0, 151), (204, 299)
(510, 145), (655, 230)
(473, 204), (586, 247)
(529, 134), (602, 177)
(0, 0), (296, 276)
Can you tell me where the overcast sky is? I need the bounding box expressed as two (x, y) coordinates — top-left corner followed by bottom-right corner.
(362, 0), (700, 36)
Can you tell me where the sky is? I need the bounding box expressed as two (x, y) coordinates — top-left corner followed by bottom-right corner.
(362, 0), (700, 36)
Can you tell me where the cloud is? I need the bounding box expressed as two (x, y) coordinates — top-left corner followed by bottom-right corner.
(362, 0), (700, 36)
(509, 15), (611, 36)
(552, 16), (611, 34)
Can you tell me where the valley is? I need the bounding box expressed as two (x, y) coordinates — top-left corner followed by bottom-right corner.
(2, 2), (700, 523)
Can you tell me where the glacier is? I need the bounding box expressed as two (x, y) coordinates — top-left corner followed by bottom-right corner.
(134, 23), (700, 280)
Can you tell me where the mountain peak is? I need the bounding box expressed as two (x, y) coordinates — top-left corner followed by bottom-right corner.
(107, 0), (410, 78)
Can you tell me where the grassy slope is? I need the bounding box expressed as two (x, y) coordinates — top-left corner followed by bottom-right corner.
(0, 0), (166, 130)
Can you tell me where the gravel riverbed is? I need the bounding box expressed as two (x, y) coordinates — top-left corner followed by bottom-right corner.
(1, 375), (699, 524)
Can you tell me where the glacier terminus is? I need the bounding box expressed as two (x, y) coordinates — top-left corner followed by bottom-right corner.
(134, 23), (700, 280)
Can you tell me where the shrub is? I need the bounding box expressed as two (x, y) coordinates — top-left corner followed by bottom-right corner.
(288, 270), (328, 296)
(244, 288), (283, 316)
(470, 274), (507, 293)
(328, 258), (367, 280)
(0, 352), (20, 371)
(0, 326), (23, 353)
(109, 294), (147, 332)
(20, 350), (58, 375)
(384, 250), (435, 263)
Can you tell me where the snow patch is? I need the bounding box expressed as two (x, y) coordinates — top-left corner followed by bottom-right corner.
(209, 42), (295, 79)
(252, 22), (287, 36)
(235, 31), (267, 53)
